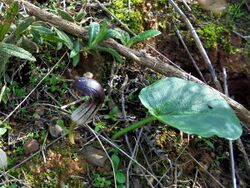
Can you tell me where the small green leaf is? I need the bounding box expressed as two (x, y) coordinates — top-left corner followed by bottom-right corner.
(128, 30), (161, 47)
(205, 139), (214, 149)
(72, 53), (80, 67)
(41, 35), (65, 44)
(70, 49), (78, 58)
(75, 9), (86, 22)
(15, 16), (35, 37)
(30, 29), (41, 43)
(57, 9), (74, 22)
(88, 22), (100, 47)
(73, 39), (82, 52)
(0, 1), (19, 41)
(116, 171), (126, 184)
(0, 85), (10, 105)
(70, 39), (82, 58)
(31, 25), (54, 36)
(0, 42), (36, 61)
(120, 32), (131, 46)
(54, 27), (73, 49)
(109, 29), (122, 39)
(0, 128), (7, 136)
(112, 30), (131, 46)
(90, 21), (110, 48)
(139, 77), (242, 140)
(111, 154), (120, 170)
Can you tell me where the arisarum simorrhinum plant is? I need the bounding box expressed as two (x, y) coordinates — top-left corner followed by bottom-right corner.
(112, 77), (242, 141)
(69, 77), (104, 144)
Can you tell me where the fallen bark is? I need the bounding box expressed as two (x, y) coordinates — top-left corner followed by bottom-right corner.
(19, 0), (250, 129)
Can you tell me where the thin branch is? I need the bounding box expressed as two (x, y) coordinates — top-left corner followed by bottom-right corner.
(223, 68), (237, 188)
(173, 23), (206, 82)
(181, 0), (192, 11)
(168, 0), (222, 91)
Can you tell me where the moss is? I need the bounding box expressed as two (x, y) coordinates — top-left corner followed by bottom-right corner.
(108, 0), (144, 33)
(197, 23), (226, 48)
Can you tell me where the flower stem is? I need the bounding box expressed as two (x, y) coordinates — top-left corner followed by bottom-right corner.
(112, 115), (156, 140)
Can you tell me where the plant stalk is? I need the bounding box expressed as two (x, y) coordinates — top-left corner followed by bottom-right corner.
(69, 121), (77, 144)
(112, 115), (156, 140)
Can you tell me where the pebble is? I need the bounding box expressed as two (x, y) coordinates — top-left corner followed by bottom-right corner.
(24, 139), (39, 155)
(0, 149), (7, 169)
(82, 146), (107, 167)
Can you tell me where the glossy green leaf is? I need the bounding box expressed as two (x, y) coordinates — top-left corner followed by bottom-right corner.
(54, 27), (73, 49)
(57, 9), (74, 22)
(0, 42), (36, 61)
(127, 30), (161, 47)
(0, 1), (19, 41)
(15, 16), (35, 37)
(139, 77), (242, 140)
(88, 22), (100, 47)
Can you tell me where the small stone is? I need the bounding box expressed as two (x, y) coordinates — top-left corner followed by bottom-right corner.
(49, 124), (63, 138)
(0, 149), (7, 169)
(24, 139), (39, 155)
(82, 146), (107, 167)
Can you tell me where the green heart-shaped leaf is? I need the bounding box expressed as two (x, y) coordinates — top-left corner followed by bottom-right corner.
(139, 77), (242, 140)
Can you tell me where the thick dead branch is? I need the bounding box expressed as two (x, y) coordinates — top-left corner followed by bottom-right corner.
(19, 0), (250, 129)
